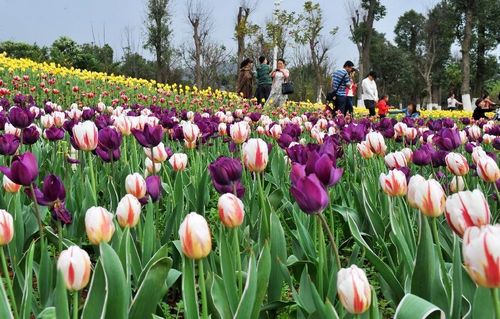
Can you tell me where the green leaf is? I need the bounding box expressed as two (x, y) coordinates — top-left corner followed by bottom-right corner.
(166, 269), (181, 289)
(137, 243), (170, 287)
(182, 257), (199, 319)
(38, 239), (54, 307)
(36, 307), (56, 319)
(128, 257), (172, 319)
(411, 216), (435, 301)
(196, 167), (209, 215)
(450, 235), (462, 319)
(20, 242), (35, 319)
(219, 231), (239, 315)
(210, 274), (232, 319)
(234, 253), (258, 319)
(100, 242), (128, 319)
(472, 287), (495, 319)
(54, 271), (69, 319)
(395, 294), (445, 319)
(82, 261), (106, 319)
(0, 271), (14, 319)
(268, 213), (287, 303)
(251, 243), (271, 319)
(141, 203), (155, 265)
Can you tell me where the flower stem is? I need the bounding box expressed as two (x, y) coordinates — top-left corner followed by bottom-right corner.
(492, 289), (500, 319)
(72, 291), (78, 319)
(29, 184), (44, 242)
(256, 173), (269, 239)
(431, 217), (449, 289)
(0, 247), (18, 318)
(57, 221), (63, 254)
(233, 228), (243, 295)
(198, 259), (208, 319)
(317, 213), (341, 269)
(87, 152), (97, 205)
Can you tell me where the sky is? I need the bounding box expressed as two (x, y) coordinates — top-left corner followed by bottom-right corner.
(0, 0), (442, 68)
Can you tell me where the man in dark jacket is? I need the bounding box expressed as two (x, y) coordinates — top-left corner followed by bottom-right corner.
(255, 56), (272, 105)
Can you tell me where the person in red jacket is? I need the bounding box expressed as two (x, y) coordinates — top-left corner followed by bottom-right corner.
(377, 95), (389, 118)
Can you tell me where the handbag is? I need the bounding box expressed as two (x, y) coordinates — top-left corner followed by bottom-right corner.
(281, 72), (294, 95)
(326, 72), (348, 104)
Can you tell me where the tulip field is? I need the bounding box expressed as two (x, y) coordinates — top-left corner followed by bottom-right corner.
(0, 54), (499, 319)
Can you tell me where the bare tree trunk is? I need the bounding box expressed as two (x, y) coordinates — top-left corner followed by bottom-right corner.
(473, 21), (485, 97)
(191, 19), (202, 87)
(361, 0), (377, 75)
(461, 0), (474, 96)
(156, 47), (163, 82)
(236, 6), (250, 68)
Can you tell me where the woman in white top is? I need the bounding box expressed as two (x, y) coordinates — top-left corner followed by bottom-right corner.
(361, 71), (378, 117)
(264, 58), (290, 108)
(447, 93), (462, 110)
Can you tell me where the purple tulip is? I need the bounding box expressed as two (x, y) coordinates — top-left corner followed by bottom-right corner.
(82, 108), (96, 120)
(45, 127), (65, 141)
(434, 128), (461, 151)
(0, 152), (38, 186)
(290, 172), (329, 215)
(98, 127), (122, 151)
(305, 153), (343, 187)
(249, 112), (261, 122)
(8, 106), (35, 128)
(0, 134), (20, 156)
(94, 114), (115, 130)
(287, 144), (310, 165)
(341, 123), (366, 143)
(132, 124), (164, 148)
(493, 138), (500, 151)
(22, 126), (40, 145)
(146, 175), (161, 202)
(209, 156), (245, 198)
(0, 112), (7, 130)
(412, 146), (432, 166)
(277, 133), (293, 149)
(431, 150), (448, 167)
(29, 174), (72, 225)
(95, 147), (121, 162)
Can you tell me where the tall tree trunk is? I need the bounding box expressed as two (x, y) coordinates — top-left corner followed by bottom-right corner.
(236, 7), (249, 69)
(361, 0), (377, 76)
(473, 21), (486, 97)
(461, 0), (474, 96)
(192, 20), (202, 88)
(356, 46), (363, 104)
(156, 47), (163, 83)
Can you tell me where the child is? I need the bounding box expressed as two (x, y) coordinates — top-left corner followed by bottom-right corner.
(404, 102), (420, 118)
(377, 95), (389, 118)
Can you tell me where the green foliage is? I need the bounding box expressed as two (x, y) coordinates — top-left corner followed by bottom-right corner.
(0, 41), (49, 62)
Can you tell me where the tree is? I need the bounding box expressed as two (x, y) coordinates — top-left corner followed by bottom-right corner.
(290, 1), (335, 102)
(50, 36), (80, 67)
(235, 1), (259, 68)
(349, 0), (386, 102)
(144, 0), (173, 83)
(0, 41), (49, 62)
(187, 0), (212, 88)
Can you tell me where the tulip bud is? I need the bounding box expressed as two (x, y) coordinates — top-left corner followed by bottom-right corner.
(463, 225), (500, 288)
(404, 127), (418, 140)
(445, 190), (490, 237)
(57, 246), (91, 291)
(407, 174), (425, 208)
(365, 132), (387, 156)
(449, 176), (464, 193)
(0, 210), (14, 245)
(217, 193), (244, 228)
(144, 142), (169, 163)
(179, 212), (212, 259)
(269, 124), (282, 140)
(125, 173), (147, 199)
(394, 122), (407, 137)
(356, 141), (373, 159)
(337, 265), (372, 314)
(218, 122), (227, 136)
(182, 122), (200, 143)
(85, 206), (115, 245)
(230, 121), (250, 144)
(3, 175), (21, 193)
(145, 158), (162, 175)
(116, 194), (141, 228)
(379, 170), (407, 197)
(401, 148), (413, 163)
(384, 151), (407, 169)
(468, 125), (481, 140)
(413, 178), (446, 217)
(242, 138), (268, 172)
(114, 116), (132, 135)
(476, 156), (500, 183)
(40, 114), (54, 128)
(445, 152), (469, 176)
(72, 121), (98, 151)
(169, 153), (188, 172)
(471, 147), (486, 165)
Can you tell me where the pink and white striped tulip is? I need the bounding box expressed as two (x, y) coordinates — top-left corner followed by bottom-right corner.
(413, 178), (446, 217)
(445, 189), (490, 237)
(218, 193), (245, 228)
(182, 122), (200, 143)
(476, 156), (500, 183)
(3, 175), (21, 193)
(407, 174), (426, 208)
(366, 132), (387, 156)
(116, 194), (142, 228)
(57, 246), (91, 291)
(72, 121), (98, 151)
(144, 142), (169, 163)
(379, 170), (407, 197)
(445, 152), (469, 176)
(242, 138), (268, 172)
(169, 153), (188, 172)
(384, 151), (407, 169)
(449, 176), (465, 193)
(337, 265), (372, 314)
(356, 141), (373, 159)
(125, 173), (147, 199)
(179, 212), (212, 259)
(462, 225), (500, 288)
(0, 210), (14, 246)
(230, 121), (250, 144)
(85, 207), (115, 245)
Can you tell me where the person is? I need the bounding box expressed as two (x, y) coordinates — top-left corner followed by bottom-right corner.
(254, 56), (272, 105)
(404, 102), (420, 118)
(473, 97), (496, 121)
(361, 71), (378, 117)
(330, 60), (355, 115)
(345, 70), (357, 115)
(264, 58), (289, 108)
(236, 58), (254, 99)
(377, 95), (389, 118)
(447, 93), (462, 110)
(481, 94), (495, 108)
